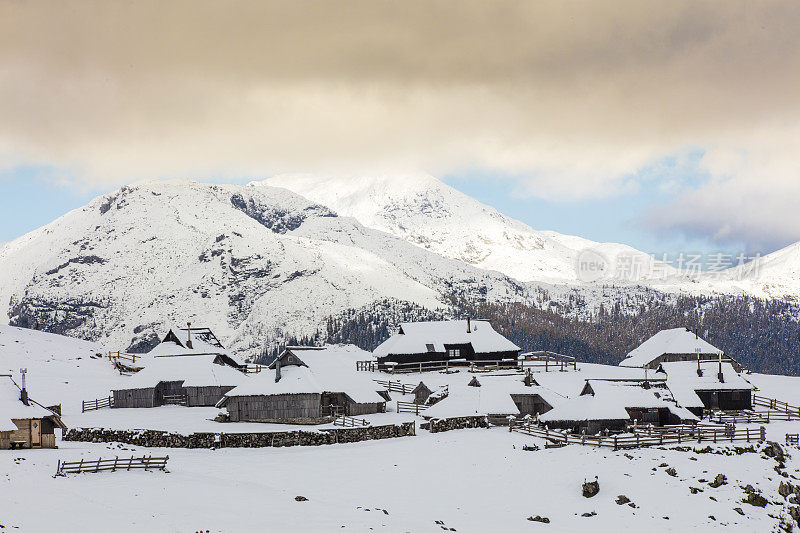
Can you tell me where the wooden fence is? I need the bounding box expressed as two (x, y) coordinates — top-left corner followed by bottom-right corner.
(55, 455), (169, 476)
(333, 415), (369, 427)
(510, 419), (765, 450)
(375, 379), (417, 395)
(519, 351), (577, 372)
(356, 360), (377, 372)
(397, 401), (429, 415)
(243, 364), (266, 374)
(82, 396), (114, 413)
(753, 394), (800, 418)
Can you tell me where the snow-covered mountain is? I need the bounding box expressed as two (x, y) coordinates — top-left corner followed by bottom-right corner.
(0, 180), (528, 357)
(260, 173), (677, 284)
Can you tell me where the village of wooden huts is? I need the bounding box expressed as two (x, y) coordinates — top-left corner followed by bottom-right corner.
(372, 319), (521, 368)
(1, 373), (66, 450)
(216, 345), (387, 423)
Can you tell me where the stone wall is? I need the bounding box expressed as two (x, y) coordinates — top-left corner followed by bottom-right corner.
(428, 416), (490, 433)
(63, 421), (416, 449)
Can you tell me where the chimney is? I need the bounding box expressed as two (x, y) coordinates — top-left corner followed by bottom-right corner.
(466, 317), (471, 333)
(186, 321), (193, 349)
(696, 348), (702, 377)
(19, 368), (29, 405)
(717, 351), (724, 383)
(275, 359), (282, 383)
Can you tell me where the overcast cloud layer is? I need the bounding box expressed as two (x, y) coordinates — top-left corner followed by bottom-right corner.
(1, 1), (799, 251)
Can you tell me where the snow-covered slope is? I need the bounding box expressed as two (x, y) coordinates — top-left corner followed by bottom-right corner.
(0, 324), (120, 412)
(0, 180), (525, 358)
(260, 173), (677, 283)
(713, 242), (800, 300)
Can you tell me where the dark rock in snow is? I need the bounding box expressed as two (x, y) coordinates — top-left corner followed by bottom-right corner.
(581, 512), (596, 518)
(733, 507), (745, 515)
(526, 516), (550, 523)
(615, 495), (631, 505)
(743, 492), (768, 507)
(665, 468), (677, 477)
(709, 474), (727, 488)
(295, 496), (308, 501)
(582, 479), (600, 498)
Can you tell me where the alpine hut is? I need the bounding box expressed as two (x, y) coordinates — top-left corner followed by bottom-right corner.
(217, 345), (387, 423)
(657, 360), (755, 416)
(1, 374), (66, 449)
(538, 379), (696, 434)
(373, 319), (520, 368)
(619, 328), (740, 370)
(112, 354), (246, 408)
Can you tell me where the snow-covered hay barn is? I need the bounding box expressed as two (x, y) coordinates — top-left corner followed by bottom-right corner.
(539, 379), (696, 434)
(658, 361), (755, 415)
(1, 374), (66, 449)
(619, 327), (740, 370)
(217, 345), (387, 423)
(112, 354), (246, 408)
(373, 319), (520, 366)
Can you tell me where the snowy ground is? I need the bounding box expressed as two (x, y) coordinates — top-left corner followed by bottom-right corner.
(3, 427), (799, 532)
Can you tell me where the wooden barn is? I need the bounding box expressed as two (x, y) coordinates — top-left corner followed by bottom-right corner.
(1, 374), (66, 450)
(112, 354), (246, 408)
(658, 360), (755, 416)
(217, 345), (386, 424)
(373, 319), (520, 366)
(538, 379), (696, 434)
(619, 327), (741, 370)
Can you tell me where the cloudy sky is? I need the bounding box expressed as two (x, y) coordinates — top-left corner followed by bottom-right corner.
(1, 1), (799, 258)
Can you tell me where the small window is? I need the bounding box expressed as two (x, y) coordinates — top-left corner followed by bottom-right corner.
(448, 348), (460, 358)
(426, 344), (435, 352)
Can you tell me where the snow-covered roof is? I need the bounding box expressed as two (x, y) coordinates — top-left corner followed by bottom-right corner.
(659, 361), (755, 409)
(0, 375), (61, 432)
(118, 355), (246, 390)
(373, 320), (520, 357)
(620, 328), (721, 368)
(423, 380), (520, 418)
(539, 380), (694, 422)
(225, 345), (385, 404)
(146, 327), (243, 366)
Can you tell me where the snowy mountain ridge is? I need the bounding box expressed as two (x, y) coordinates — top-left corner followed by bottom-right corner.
(259, 173), (678, 284)
(260, 173), (800, 300)
(0, 180), (528, 357)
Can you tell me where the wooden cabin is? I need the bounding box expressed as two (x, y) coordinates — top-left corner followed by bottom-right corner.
(113, 354), (245, 408)
(657, 361), (755, 416)
(1, 374), (66, 450)
(217, 345), (386, 424)
(538, 379), (696, 434)
(373, 319), (520, 367)
(619, 327), (741, 371)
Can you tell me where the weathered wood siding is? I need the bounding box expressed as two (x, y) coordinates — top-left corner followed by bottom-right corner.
(378, 349), (519, 365)
(227, 393), (323, 422)
(695, 389), (752, 411)
(113, 387), (157, 408)
(186, 385), (235, 407)
(0, 430), (10, 450)
(510, 394), (553, 416)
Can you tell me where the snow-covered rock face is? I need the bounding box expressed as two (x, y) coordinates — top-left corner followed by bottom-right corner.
(260, 173), (677, 283)
(0, 180), (525, 359)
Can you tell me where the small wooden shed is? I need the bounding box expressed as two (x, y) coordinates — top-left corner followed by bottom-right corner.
(113, 354), (245, 408)
(217, 345), (386, 423)
(1, 374), (66, 450)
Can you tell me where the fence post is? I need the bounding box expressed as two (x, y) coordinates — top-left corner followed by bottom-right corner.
(746, 427), (750, 442)
(760, 426), (766, 442)
(95, 457), (101, 472)
(613, 435), (618, 451)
